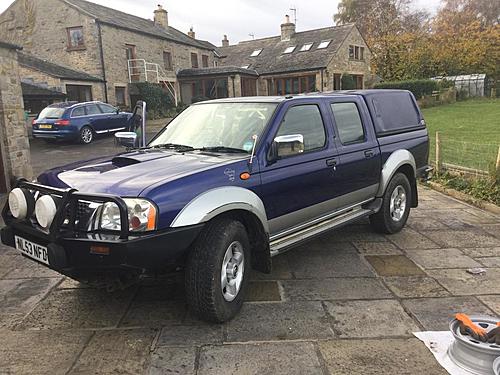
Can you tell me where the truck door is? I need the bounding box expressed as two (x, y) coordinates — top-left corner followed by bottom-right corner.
(259, 101), (339, 236)
(327, 97), (381, 208)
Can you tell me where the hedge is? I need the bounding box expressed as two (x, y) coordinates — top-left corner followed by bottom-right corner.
(129, 82), (173, 119)
(373, 79), (438, 99)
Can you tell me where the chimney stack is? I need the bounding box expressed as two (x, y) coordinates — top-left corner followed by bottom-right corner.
(280, 14), (295, 41)
(222, 34), (229, 47)
(154, 4), (168, 29)
(188, 27), (195, 38)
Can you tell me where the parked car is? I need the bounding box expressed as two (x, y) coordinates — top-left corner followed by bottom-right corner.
(32, 101), (133, 144)
(2, 90), (430, 323)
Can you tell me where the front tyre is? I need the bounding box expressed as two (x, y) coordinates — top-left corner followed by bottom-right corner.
(185, 218), (250, 323)
(370, 172), (411, 234)
(79, 126), (94, 144)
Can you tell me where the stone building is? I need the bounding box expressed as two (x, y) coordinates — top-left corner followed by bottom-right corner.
(0, 0), (217, 108)
(0, 41), (32, 193)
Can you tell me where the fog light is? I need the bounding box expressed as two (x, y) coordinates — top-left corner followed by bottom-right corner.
(8, 188), (34, 219)
(35, 195), (58, 229)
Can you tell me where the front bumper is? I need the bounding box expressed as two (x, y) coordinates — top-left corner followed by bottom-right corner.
(1, 179), (203, 276)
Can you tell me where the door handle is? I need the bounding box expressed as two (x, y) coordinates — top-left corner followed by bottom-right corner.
(364, 150), (374, 158)
(326, 158), (337, 167)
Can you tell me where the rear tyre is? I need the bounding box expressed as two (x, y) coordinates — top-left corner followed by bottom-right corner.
(185, 218), (250, 323)
(79, 126), (93, 144)
(370, 172), (411, 234)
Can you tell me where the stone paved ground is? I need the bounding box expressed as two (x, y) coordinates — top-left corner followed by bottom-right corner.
(0, 137), (499, 374)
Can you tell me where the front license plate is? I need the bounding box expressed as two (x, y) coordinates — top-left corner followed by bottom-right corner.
(38, 124), (52, 129)
(14, 235), (49, 265)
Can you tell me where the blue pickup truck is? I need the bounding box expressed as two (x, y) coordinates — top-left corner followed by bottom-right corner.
(2, 90), (430, 322)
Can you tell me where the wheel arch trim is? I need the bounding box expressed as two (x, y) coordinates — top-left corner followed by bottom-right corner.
(376, 149), (416, 197)
(170, 186), (269, 234)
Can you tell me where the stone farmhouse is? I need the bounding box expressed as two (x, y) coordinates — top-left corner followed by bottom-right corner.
(0, 0), (372, 110)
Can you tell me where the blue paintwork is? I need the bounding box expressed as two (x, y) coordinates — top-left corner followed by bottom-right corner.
(32, 101), (132, 142)
(37, 92), (429, 230)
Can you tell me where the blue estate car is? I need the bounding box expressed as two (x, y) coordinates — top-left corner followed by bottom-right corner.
(3, 90), (431, 322)
(32, 101), (132, 144)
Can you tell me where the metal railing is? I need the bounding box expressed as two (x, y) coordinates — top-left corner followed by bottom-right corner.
(127, 59), (178, 106)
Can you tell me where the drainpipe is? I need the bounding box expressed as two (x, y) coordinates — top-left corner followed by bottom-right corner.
(96, 20), (108, 103)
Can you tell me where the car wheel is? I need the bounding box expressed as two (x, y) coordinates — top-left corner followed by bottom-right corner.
(185, 218), (250, 323)
(79, 126), (94, 144)
(370, 172), (411, 234)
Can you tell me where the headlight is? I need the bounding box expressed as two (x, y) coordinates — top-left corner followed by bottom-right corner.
(96, 198), (157, 232)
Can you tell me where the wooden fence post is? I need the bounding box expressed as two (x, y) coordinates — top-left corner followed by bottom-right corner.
(496, 145), (500, 171)
(435, 131), (441, 174)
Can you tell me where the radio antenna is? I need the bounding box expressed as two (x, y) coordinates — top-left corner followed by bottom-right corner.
(290, 6), (297, 25)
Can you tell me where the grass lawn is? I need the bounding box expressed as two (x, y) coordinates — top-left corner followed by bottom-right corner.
(422, 98), (500, 171)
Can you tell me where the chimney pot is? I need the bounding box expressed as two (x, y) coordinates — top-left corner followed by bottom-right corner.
(222, 34), (229, 47)
(188, 27), (195, 39)
(154, 4), (168, 29)
(280, 14), (295, 41)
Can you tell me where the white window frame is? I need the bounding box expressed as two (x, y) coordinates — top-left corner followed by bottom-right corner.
(250, 49), (262, 57)
(317, 40), (331, 49)
(283, 46), (296, 54)
(299, 43), (313, 52)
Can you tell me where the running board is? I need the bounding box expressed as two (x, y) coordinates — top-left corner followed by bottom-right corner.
(269, 207), (373, 256)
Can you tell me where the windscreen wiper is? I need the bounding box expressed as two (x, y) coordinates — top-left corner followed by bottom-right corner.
(199, 146), (249, 154)
(150, 143), (194, 151)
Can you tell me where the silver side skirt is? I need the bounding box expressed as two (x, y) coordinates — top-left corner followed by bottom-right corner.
(269, 205), (373, 257)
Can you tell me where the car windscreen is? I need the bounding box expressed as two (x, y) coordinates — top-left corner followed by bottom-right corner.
(149, 102), (278, 152)
(37, 107), (66, 119)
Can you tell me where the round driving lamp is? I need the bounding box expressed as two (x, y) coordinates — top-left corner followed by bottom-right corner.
(8, 188), (35, 219)
(35, 195), (58, 229)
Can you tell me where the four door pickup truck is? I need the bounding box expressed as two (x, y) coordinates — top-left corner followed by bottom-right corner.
(2, 90), (430, 322)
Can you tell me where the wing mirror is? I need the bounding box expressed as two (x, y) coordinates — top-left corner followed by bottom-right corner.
(270, 134), (305, 160)
(114, 131), (137, 148)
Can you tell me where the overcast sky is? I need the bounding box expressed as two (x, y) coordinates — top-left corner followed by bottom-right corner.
(0, 0), (442, 46)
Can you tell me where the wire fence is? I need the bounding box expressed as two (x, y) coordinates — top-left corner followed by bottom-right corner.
(432, 132), (500, 178)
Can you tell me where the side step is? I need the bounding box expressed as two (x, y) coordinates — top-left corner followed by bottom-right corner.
(269, 207), (372, 257)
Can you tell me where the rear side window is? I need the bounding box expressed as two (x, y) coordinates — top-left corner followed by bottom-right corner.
(98, 104), (117, 114)
(370, 92), (421, 135)
(86, 104), (101, 115)
(71, 106), (85, 117)
(331, 102), (365, 145)
(277, 104), (326, 152)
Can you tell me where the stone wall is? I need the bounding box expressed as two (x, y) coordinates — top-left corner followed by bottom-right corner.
(0, 46), (32, 189)
(325, 27), (373, 90)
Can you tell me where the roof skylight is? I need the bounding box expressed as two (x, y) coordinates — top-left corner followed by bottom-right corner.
(250, 49), (262, 57)
(300, 43), (313, 51)
(317, 40), (331, 49)
(283, 46), (296, 54)
(241, 65), (250, 69)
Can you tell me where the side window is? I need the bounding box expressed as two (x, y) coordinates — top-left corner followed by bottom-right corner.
(276, 105), (326, 152)
(86, 104), (102, 115)
(71, 106), (85, 117)
(331, 102), (365, 145)
(98, 104), (117, 114)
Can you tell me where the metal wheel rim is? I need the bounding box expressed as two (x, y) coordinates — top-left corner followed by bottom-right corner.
(390, 185), (406, 222)
(220, 241), (245, 302)
(81, 128), (92, 143)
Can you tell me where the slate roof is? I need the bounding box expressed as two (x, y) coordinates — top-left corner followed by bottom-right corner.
(177, 67), (259, 78)
(18, 53), (103, 82)
(64, 0), (214, 51)
(21, 81), (67, 98)
(218, 24), (355, 75)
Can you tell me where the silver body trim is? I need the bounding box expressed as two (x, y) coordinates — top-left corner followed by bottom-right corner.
(170, 186), (269, 234)
(376, 149), (416, 196)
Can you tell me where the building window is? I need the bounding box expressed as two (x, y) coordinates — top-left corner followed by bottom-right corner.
(67, 26), (85, 50)
(115, 86), (126, 106)
(163, 51), (173, 70)
(66, 84), (92, 102)
(349, 45), (365, 60)
(191, 53), (199, 68)
(283, 46), (296, 54)
(299, 43), (313, 52)
(202, 54), (209, 68)
(250, 49), (262, 57)
(268, 75), (316, 95)
(317, 40), (331, 49)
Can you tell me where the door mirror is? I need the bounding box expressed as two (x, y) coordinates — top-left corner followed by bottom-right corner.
(273, 134), (304, 159)
(115, 131), (137, 148)
(116, 108), (120, 114)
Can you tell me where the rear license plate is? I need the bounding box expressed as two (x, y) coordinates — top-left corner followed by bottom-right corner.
(14, 235), (49, 265)
(38, 124), (52, 129)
